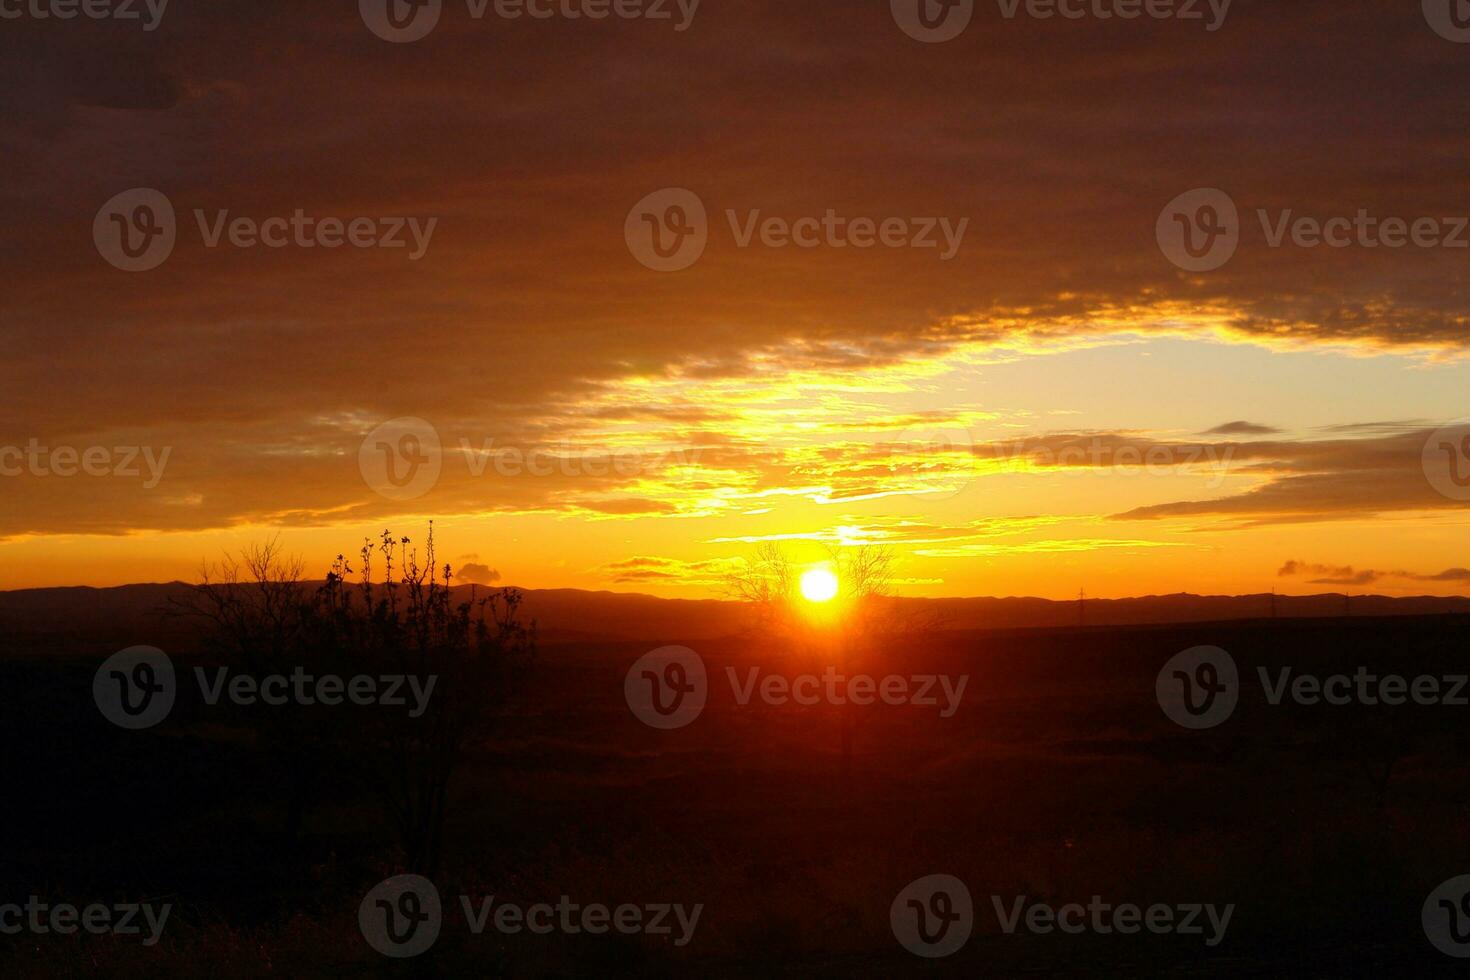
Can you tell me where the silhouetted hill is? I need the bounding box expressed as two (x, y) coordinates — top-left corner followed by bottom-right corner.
(2, 582), (1468, 647)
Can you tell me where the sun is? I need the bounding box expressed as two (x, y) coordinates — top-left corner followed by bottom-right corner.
(799, 567), (839, 603)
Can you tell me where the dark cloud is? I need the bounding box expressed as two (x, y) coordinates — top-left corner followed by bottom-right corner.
(5, 1), (1470, 537)
(1204, 421), (1280, 436)
(1114, 426), (1469, 526)
(1279, 560), (1470, 587)
(456, 562), (501, 585)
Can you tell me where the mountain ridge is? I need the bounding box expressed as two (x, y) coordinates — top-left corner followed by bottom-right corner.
(3, 581), (1468, 643)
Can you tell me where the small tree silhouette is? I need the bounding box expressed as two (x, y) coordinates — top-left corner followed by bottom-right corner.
(722, 542), (898, 787)
(181, 539), (322, 845)
(722, 542), (897, 640)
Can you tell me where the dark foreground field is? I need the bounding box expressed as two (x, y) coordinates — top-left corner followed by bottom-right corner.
(4, 614), (1470, 976)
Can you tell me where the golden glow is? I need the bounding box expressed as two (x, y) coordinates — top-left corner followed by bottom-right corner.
(4, 329), (1470, 600)
(800, 567), (840, 603)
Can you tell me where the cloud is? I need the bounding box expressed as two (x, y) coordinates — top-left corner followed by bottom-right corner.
(599, 556), (741, 586)
(914, 538), (1182, 559)
(456, 563), (501, 585)
(1113, 426), (1469, 527)
(8, 3), (1470, 544)
(1279, 559), (1470, 587)
(1204, 421), (1280, 436)
(1277, 561), (1381, 586)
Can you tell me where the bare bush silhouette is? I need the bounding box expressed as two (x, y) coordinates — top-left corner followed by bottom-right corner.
(723, 542), (922, 641)
(178, 523), (534, 878)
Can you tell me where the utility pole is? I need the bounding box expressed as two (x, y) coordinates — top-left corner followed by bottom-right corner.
(1078, 588), (1085, 627)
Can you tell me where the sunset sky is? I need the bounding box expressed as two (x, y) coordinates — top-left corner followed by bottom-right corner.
(5, 0), (1470, 597)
